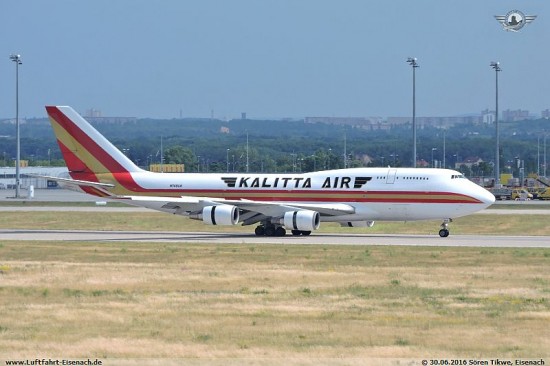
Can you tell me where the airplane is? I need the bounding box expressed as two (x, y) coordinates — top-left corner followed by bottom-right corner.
(43, 105), (495, 238)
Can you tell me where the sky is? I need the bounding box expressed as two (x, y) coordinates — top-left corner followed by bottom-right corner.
(0, 0), (548, 119)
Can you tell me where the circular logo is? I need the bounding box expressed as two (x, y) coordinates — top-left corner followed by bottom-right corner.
(505, 10), (526, 31)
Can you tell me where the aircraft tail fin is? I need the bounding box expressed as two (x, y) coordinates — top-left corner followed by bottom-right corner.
(45, 106), (143, 178)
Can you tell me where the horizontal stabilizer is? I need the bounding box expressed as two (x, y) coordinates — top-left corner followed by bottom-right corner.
(28, 174), (116, 198)
(29, 174), (115, 189)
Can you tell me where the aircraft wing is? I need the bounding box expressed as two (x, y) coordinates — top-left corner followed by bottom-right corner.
(116, 195), (356, 225)
(26, 174), (356, 222)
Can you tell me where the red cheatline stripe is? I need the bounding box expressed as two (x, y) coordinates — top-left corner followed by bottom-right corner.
(101, 178), (476, 199)
(104, 173), (482, 204)
(105, 183), (480, 204)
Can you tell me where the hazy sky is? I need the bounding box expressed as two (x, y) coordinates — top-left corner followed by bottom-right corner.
(0, 1), (548, 119)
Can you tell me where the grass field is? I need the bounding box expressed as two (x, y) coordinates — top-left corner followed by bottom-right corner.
(0, 210), (549, 361)
(0, 242), (549, 360)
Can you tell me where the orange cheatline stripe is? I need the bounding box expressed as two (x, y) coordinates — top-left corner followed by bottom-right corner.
(109, 186), (481, 204)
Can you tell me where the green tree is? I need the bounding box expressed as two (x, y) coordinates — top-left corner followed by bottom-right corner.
(164, 146), (196, 170)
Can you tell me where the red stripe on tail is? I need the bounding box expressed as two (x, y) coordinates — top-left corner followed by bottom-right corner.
(46, 106), (129, 174)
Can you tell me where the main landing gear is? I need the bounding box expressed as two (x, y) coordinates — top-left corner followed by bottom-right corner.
(254, 224), (311, 237)
(439, 218), (452, 237)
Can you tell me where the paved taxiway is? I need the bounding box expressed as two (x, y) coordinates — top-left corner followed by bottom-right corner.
(2, 189), (549, 247)
(1, 229), (548, 248)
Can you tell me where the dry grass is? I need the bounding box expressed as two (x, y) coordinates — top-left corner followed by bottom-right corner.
(0, 242), (549, 360)
(0, 210), (548, 361)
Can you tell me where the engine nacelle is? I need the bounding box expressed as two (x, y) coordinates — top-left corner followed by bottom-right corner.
(191, 205), (239, 226)
(283, 210), (320, 231)
(340, 221), (375, 228)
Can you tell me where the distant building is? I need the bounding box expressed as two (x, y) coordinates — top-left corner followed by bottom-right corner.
(541, 109), (550, 119)
(306, 115), (487, 130)
(1, 118), (27, 125)
(305, 117), (387, 130)
(501, 109), (531, 122)
(86, 116), (138, 124)
(455, 157), (484, 169)
(85, 108), (102, 118)
(306, 110), (541, 129)
(386, 116), (482, 128)
(481, 109), (533, 123)
(416, 159), (429, 168)
(0, 166), (68, 189)
(82, 108), (137, 124)
(481, 109), (495, 124)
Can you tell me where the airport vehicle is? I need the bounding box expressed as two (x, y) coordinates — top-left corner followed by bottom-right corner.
(511, 188), (532, 200)
(490, 187), (533, 200)
(43, 106), (495, 237)
(534, 187), (550, 200)
(491, 187), (512, 200)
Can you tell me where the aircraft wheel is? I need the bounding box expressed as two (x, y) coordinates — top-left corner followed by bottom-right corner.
(301, 231), (312, 236)
(291, 230), (301, 236)
(264, 226), (276, 236)
(255, 226), (265, 236)
(438, 229), (449, 238)
(275, 227), (286, 236)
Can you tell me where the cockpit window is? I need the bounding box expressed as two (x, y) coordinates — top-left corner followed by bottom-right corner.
(451, 174), (465, 179)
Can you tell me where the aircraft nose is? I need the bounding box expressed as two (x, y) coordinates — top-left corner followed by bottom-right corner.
(477, 187), (496, 207)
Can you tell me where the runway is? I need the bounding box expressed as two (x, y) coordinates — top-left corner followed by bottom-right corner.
(1, 229), (548, 248)
(2, 189), (549, 247)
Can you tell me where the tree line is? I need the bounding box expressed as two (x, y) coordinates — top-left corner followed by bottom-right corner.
(1, 116), (549, 177)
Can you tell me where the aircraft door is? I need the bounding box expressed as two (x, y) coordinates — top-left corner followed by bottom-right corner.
(386, 168), (397, 184)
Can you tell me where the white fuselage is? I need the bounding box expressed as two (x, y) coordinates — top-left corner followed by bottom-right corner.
(108, 167), (494, 222)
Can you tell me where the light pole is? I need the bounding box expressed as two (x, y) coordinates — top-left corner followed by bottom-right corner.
(490, 61), (501, 186)
(343, 133), (347, 169)
(537, 136), (540, 178)
(431, 148), (438, 168)
(226, 148), (230, 172)
(10, 54), (22, 198)
(544, 133), (547, 178)
(442, 129), (446, 169)
(453, 153), (459, 170)
(246, 131), (249, 173)
(407, 57), (419, 168)
(390, 153), (398, 166)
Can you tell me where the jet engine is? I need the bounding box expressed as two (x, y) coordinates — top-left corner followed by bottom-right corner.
(190, 205), (240, 225)
(340, 221), (375, 228)
(282, 210), (320, 231)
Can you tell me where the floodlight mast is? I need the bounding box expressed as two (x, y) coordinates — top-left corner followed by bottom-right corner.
(407, 57), (419, 167)
(9, 54), (22, 198)
(490, 61), (501, 186)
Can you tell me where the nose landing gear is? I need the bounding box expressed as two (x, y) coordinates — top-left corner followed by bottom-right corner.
(439, 218), (452, 237)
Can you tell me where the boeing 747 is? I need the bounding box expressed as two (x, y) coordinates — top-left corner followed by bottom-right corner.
(44, 106), (495, 237)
